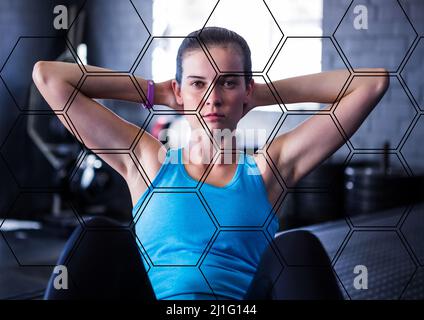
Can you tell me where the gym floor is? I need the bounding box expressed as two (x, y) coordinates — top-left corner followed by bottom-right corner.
(1, 203), (422, 300)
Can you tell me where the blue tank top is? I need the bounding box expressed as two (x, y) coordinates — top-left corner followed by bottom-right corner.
(132, 147), (279, 300)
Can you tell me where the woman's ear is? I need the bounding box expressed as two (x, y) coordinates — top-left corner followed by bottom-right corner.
(171, 79), (184, 105)
(244, 78), (255, 103)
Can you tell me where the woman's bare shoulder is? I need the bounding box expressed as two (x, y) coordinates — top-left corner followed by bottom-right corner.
(126, 132), (167, 205)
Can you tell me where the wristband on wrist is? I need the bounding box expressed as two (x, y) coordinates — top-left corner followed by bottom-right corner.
(142, 80), (155, 109)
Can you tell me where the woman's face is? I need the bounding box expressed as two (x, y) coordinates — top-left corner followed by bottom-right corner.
(172, 45), (253, 133)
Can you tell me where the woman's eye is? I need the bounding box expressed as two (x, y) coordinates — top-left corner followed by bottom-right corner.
(192, 81), (205, 88)
(223, 80), (236, 88)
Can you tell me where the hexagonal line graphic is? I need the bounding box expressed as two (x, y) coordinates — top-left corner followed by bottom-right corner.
(60, 227), (153, 294)
(0, 36), (84, 112)
(398, 35), (422, 79)
(263, 190), (288, 235)
(133, 190), (219, 267)
(0, 35), (79, 74)
(270, 223), (352, 268)
(344, 191), (412, 228)
(146, 265), (218, 300)
(130, 36), (203, 82)
(399, 267), (420, 300)
(244, 74), (285, 119)
(67, 150), (149, 228)
(392, 1), (420, 73)
(344, 151), (412, 175)
(130, 187), (155, 226)
(0, 113), (85, 190)
(128, 150), (156, 224)
(0, 191), (85, 230)
(132, 36), (219, 112)
(198, 152), (285, 229)
(396, 203), (414, 228)
(0, 76), (21, 126)
(199, 229), (283, 299)
(329, 225), (354, 268)
(4, 285), (48, 300)
(400, 37), (424, 111)
(198, 153), (272, 229)
(197, 266), (223, 300)
(266, 36), (352, 111)
(198, 74), (285, 151)
(66, 0), (151, 73)
(333, 229), (417, 300)
(285, 158), (352, 191)
(346, 207), (412, 230)
(128, 73), (151, 114)
(269, 210), (353, 268)
(129, 0), (152, 35)
(135, 225), (218, 268)
(251, 147), (289, 190)
(66, 149), (134, 179)
(260, 0), (286, 72)
(197, 148), (245, 189)
(392, 150), (416, 178)
(64, 74), (149, 151)
(399, 206), (424, 267)
(0, 67), (21, 96)
(0, 192), (84, 267)
(332, 0), (418, 73)
(197, 75), (269, 147)
(399, 114), (424, 175)
(397, 150), (420, 181)
(136, 36), (220, 113)
(249, 152), (286, 227)
(249, 152), (287, 198)
(330, 264), (351, 300)
(199, 0), (284, 73)
(333, 74), (418, 151)
(395, 204), (414, 233)
(332, 229), (418, 271)
(59, 0), (87, 40)
(343, 151), (415, 228)
(26, 111), (86, 175)
(265, 112), (351, 189)
(132, 114), (220, 190)
(396, 228), (422, 268)
(271, 262), (347, 299)
(397, 75), (421, 150)
(0, 191), (26, 230)
(0, 106), (22, 152)
(259, 260), (286, 300)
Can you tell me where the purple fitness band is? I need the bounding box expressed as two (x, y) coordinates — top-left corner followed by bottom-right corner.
(142, 80), (154, 109)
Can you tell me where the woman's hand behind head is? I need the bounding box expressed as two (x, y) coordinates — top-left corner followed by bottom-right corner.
(156, 79), (184, 112)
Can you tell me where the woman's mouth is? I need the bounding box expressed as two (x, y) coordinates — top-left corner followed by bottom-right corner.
(203, 113), (225, 122)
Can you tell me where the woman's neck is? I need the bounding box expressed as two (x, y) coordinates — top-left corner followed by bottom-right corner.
(183, 138), (239, 167)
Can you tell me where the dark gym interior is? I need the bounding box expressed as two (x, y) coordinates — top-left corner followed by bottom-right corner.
(0, 0), (423, 300)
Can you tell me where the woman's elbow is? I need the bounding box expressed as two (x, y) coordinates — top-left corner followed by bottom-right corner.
(32, 61), (54, 87)
(374, 68), (390, 94)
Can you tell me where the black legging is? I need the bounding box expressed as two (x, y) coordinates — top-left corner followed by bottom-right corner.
(44, 217), (343, 300)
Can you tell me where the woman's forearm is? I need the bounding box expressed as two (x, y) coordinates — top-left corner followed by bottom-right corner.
(253, 68), (388, 106)
(33, 61), (172, 106)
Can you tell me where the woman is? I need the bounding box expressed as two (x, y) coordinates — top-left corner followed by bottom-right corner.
(33, 27), (389, 300)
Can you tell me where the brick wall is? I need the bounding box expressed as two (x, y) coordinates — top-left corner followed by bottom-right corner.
(323, 0), (424, 174)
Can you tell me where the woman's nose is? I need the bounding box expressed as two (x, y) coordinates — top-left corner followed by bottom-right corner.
(206, 86), (222, 107)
